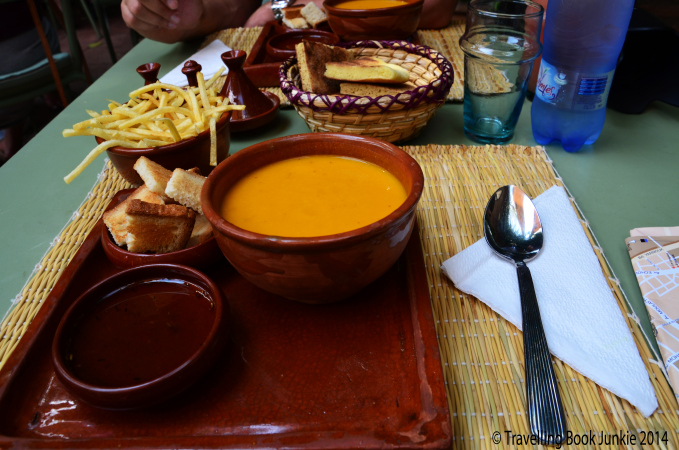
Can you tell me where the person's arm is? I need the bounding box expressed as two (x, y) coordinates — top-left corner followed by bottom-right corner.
(418, 0), (455, 29)
(121, 0), (261, 43)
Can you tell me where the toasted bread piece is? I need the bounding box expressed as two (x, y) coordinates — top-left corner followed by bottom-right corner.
(186, 214), (213, 248)
(295, 41), (354, 95)
(103, 185), (165, 246)
(325, 57), (410, 84)
(339, 81), (416, 97)
(133, 156), (173, 201)
(282, 5), (308, 28)
(165, 168), (206, 215)
(283, 17), (309, 29)
(301, 2), (327, 28)
(125, 200), (196, 253)
(187, 167), (201, 175)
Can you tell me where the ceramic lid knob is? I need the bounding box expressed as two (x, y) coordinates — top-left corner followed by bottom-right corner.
(182, 60), (202, 87)
(136, 63), (161, 86)
(219, 50), (273, 121)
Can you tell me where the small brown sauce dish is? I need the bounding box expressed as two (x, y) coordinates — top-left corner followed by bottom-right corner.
(266, 29), (340, 61)
(52, 264), (229, 410)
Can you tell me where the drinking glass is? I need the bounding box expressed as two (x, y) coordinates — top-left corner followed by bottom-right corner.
(460, 0), (543, 144)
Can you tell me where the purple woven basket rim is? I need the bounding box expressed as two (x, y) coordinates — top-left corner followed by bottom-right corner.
(279, 40), (454, 115)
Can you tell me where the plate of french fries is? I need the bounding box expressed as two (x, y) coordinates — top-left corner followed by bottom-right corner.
(63, 68), (245, 184)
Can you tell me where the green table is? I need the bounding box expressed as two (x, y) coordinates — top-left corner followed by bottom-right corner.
(1, 38), (677, 349)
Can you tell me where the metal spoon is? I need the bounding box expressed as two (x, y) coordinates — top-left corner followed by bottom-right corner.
(483, 185), (566, 445)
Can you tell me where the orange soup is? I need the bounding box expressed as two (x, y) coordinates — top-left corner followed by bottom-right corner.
(335, 0), (409, 10)
(220, 155), (407, 237)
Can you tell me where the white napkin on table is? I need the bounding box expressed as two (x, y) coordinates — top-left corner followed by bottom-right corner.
(441, 185), (658, 417)
(159, 40), (232, 86)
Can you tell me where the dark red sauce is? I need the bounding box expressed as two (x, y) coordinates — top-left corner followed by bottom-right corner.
(64, 279), (215, 388)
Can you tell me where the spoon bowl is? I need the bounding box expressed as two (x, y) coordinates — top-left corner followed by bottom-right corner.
(484, 185), (543, 262)
(483, 185), (566, 445)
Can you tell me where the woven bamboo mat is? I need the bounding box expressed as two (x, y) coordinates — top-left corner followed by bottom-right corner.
(2, 146), (678, 447)
(202, 22), (466, 104)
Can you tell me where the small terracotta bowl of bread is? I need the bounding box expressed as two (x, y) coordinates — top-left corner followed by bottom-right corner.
(280, 40), (453, 143)
(201, 133), (424, 304)
(323, 0), (424, 41)
(102, 157), (222, 269)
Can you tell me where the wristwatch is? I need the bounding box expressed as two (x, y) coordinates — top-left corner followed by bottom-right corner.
(271, 0), (296, 21)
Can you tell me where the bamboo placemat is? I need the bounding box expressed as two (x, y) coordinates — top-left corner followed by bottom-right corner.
(202, 22), (466, 105)
(2, 146), (678, 448)
(417, 22), (465, 102)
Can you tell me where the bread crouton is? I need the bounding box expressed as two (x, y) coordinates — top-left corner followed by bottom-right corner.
(186, 214), (213, 248)
(125, 200), (196, 253)
(133, 156), (173, 201)
(301, 2), (327, 28)
(165, 168), (206, 215)
(103, 185), (165, 246)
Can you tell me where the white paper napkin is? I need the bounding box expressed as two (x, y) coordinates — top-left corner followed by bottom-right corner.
(159, 40), (232, 86)
(441, 185), (658, 417)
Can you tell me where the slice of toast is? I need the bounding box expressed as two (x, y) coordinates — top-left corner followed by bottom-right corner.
(125, 200), (196, 253)
(186, 214), (213, 248)
(301, 3), (327, 28)
(133, 156), (173, 202)
(339, 81), (416, 97)
(295, 41), (354, 95)
(103, 185), (165, 246)
(282, 5), (308, 28)
(325, 57), (410, 84)
(165, 168), (206, 215)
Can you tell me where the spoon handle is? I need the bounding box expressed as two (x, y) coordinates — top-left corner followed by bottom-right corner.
(516, 261), (567, 445)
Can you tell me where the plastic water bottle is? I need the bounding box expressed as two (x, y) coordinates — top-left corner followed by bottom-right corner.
(531, 0), (634, 152)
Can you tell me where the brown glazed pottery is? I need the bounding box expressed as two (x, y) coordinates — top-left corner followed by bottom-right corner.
(201, 133), (424, 304)
(265, 29), (340, 61)
(100, 189), (223, 269)
(323, 0), (424, 41)
(219, 50), (279, 133)
(52, 264), (230, 410)
(136, 62), (160, 85)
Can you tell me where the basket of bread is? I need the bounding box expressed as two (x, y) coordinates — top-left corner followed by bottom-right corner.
(280, 40), (454, 143)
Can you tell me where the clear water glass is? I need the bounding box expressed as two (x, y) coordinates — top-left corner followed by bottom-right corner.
(460, 0), (544, 144)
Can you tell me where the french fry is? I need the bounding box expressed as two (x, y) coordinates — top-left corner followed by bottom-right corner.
(155, 118), (181, 142)
(64, 140), (130, 184)
(209, 115), (217, 167)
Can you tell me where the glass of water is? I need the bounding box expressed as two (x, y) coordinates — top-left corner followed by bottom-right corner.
(460, 0), (544, 144)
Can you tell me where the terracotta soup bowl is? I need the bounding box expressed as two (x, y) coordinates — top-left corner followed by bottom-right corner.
(99, 112), (231, 187)
(52, 264), (229, 410)
(323, 0), (423, 41)
(201, 133), (424, 304)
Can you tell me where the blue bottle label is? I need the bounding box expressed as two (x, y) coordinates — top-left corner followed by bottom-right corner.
(535, 60), (614, 111)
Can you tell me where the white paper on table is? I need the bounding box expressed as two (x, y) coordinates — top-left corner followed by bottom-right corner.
(441, 185), (658, 417)
(159, 40), (231, 86)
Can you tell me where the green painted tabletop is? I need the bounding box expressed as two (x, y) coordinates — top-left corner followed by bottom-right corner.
(1, 38), (677, 351)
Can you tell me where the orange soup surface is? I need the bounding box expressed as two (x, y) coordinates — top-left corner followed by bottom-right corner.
(335, 0), (409, 9)
(220, 155), (408, 237)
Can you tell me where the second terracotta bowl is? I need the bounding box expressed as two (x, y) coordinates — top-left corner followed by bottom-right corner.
(323, 0), (424, 41)
(201, 133), (424, 304)
(100, 112), (231, 187)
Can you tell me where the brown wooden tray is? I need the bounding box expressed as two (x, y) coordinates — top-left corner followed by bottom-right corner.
(0, 190), (451, 449)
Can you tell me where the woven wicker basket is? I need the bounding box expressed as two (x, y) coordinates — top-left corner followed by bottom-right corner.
(279, 41), (454, 143)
